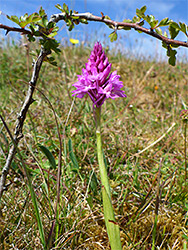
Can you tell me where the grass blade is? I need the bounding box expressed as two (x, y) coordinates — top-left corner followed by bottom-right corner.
(25, 166), (46, 249)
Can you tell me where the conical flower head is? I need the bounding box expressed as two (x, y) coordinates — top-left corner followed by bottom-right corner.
(85, 42), (110, 75)
(72, 42), (126, 107)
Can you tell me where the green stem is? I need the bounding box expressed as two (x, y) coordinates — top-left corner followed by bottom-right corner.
(95, 107), (111, 197)
(95, 106), (122, 250)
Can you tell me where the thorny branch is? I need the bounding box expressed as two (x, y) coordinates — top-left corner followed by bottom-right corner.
(0, 23), (32, 35)
(1, 12), (188, 48)
(49, 12), (188, 48)
(0, 47), (50, 200)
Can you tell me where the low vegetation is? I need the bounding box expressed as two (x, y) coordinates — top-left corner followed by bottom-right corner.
(0, 41), (187, 249)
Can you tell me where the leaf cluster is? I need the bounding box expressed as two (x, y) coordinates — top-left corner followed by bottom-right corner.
(135, 6), (188, 65)
(7, 7), (60, 65)
(55, 3), (88, 31)
(106, 6), (188, 66)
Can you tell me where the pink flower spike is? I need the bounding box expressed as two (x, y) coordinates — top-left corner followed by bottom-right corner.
(72, 42), (126, 107)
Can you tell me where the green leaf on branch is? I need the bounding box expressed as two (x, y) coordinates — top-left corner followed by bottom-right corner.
(169, 23), (179, 39)
(109, 31), (117, 42)
(179, 22), (187, 36)
(7, 15), (20, 26)
(132, 15), (141, 23)
(150, 19), (158, 29)
(136, 9), (145, 19)
(170, 21), (188, 36)
(20, 13), (28, 21)
(63, 3), (69, 14)
(140, 5), (147, 14)
(47, 32), (58, 38)
(135, 7), (159, 29)
(166, 44), (177, 66)
(158, 17), (170, 27)
(168, 49), (177, 66)
(71, 15), (80, 20)
(46, 56), (58, 66)
(39, 7), (46, 17)
(146, 14), (155, 23)
(21, 14), (41, 28)
(68, 24), (74, 31)
(40, 38), (60, 54)
(7, 8), (49, 32)
(7, 12), (42, 29)
(29, 23), (38, 32)
(162, 42), (177, 66)
(41, 15), (48, 27)
(170, 21), (180, 30)
(136, 5), (147, 19)
(144, 15), (158, 28)
(55, 4), (64, 12)
(30, 15), (41, 23)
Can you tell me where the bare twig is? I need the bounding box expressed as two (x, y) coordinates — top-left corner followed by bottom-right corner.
(49, 12), (188, 48)
(0, 46), (50, 200)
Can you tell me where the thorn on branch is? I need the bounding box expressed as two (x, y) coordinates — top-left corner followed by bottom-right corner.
(101, 12), (105, 20)
(30, 98), (35, 104)
(0, 24), (32, 36)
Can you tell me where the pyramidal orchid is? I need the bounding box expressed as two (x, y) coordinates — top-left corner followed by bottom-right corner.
(72, 42), (126, 107)
(72, 42), (126, 250)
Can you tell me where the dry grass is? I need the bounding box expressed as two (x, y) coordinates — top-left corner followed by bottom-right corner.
(0, 42), (187, 249)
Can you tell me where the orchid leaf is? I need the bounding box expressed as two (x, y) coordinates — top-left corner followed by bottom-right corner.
(68, 139), (79, 171)
(102, 186), (122, 250)
(38, 144), (56, 169)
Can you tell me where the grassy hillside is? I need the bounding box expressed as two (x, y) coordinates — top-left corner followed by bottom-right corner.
(0, 42), (187, 249)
